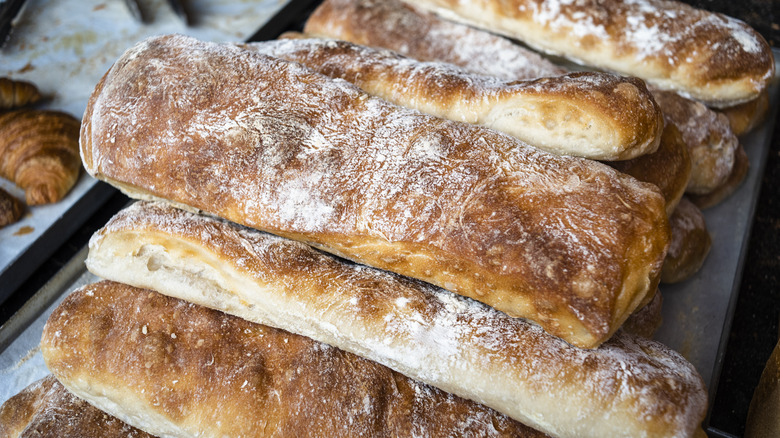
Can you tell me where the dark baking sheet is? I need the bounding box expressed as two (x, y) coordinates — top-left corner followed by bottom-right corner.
(0, 178), (115, 306)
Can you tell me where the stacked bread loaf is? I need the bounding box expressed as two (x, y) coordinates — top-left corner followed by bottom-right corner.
(27, 33), (692, 437)
(402, 0), (774, 108)
(300, 0), (774, 283)
(80, 34), (672, 349)
(4, 0), (774, 435)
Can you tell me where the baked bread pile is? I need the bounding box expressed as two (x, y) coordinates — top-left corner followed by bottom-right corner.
(3, 0), (774, 435)
(0, 78), (41, 111)
(81, 34), (672, 350)
(246, 36), (664, 161)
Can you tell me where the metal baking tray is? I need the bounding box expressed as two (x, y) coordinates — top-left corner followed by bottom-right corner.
(1, 0), (779, 434)
(0, 0), (292, 305)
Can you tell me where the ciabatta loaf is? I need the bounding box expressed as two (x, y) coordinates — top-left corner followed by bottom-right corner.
(0, 375), (154, 438)
(650, 90), (739, 196)
(81, 34), (670, 349)
(302, 0), (565, 81)
(406, 0), (774, 108)
(83, 202), (707, 438)
(249, 37), (662, 161)
(688, 144), (749, 210)
(609, 124), (691, 217)
(622, 290), (663, 339)
(304, 0), (744, 202)
(41, 281), (548, 438)
(660, 198), (711, 284)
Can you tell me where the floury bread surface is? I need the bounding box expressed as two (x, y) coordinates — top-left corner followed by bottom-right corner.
(84, 201), (707, 438)
(41, 281), (549, 438)
(0, 375), (155, 438)
(650, 89), (739, 196)
(260, 36), (662, 160)
(405, 0), (774, 108)
(304, 0), (744, 200)
(302, 0), (566, 81)
(80, 34), (670, 349)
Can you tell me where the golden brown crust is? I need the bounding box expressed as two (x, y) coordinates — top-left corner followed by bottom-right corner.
(305, 0), (742, 202)
(252, 37), (662, 161)
(41, 281), (548, 438)
(81, 34), (670, 349)
(0, 78), (42, 111)
(84, 202), (706, 438)
(0, 110), (81, 205)
(688, 143), (750, 210)
(651, 89), (739, 196)
(621, 289), (663, 339)
(609, 123), (691, 217)
(0, 375), (154, 438)
(0, 186), (24, 228)
(720, 91), (770, 136)
(745, 339), (780, 438)
(660, 198), (712, 284)
(407, 0), (774, 107)
(303, 0), (565, 81)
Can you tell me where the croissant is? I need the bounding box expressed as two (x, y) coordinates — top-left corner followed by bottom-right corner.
(0, 110), (81, 205)
(0, 77), (42, 111)
(0, 186), (24, 227)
